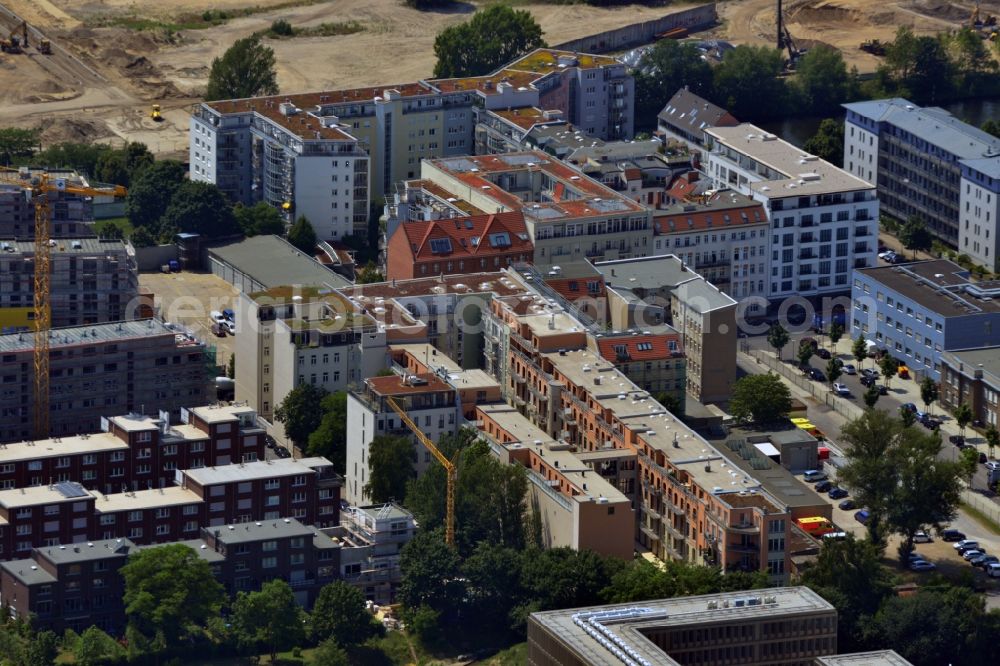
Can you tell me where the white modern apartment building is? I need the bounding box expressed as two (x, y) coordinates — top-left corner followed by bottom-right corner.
(705, 124), (879, 300)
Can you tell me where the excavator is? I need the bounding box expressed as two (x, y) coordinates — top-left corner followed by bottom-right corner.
(0, 21), (27, 54)
(150, 104), (163, 122)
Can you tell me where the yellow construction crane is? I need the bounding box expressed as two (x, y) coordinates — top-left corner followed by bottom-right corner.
(0, 169), (126, 437)
(386, 396), (456, 545)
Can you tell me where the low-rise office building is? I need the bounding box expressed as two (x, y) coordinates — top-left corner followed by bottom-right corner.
(850, 259), (1000, 381)
(939, 347), (1000, 428)
(705, 123), (878, 300)
(208, 235), (352, 295)
(0, 319), (209, 443)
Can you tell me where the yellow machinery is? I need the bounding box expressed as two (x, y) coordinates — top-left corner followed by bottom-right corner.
(0, 21), (26, 53)
(386, 396), (456, 545)
(0, 169), (126, 437)
(150, 104), (162, 121)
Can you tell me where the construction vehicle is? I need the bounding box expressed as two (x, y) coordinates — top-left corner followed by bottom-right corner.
(0, 21), (27, 54)
(150, 104), (163, 122)
(860, 40), (886, 56)
(38, 38), (51, 55)
(386, 396), (456, 546)
(776, 0), (802, 69)
(0, 168), (126, 438)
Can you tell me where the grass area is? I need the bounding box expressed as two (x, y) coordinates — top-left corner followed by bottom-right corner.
(264, 20), (366, 39)
(961, 501), (1000, 535)
(479, 643), (527, 665)
(93, 216), (133, 239)
(88, 0), (331, 32)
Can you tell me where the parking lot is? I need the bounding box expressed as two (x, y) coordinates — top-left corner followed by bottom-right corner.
(140, 271), (239, 372)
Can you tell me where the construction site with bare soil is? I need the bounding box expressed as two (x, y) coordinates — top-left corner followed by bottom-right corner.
(2, 0), (996, 158)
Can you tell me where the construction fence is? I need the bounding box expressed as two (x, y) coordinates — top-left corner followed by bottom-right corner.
(961, 489), (1000, 526)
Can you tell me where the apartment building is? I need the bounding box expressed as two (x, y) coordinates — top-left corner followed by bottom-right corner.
(705, 124), (878, 300)
(843, 99), (1000, 267)
(651, 189), (770, 299)
(563, 140), (691, 211)
(328, 503), (416, 604)
(850, 259), (1000, 381)
(594, 256), (737, 403)
(385, 211), (534, 280)
(527, 587), (838, 666)
(477, 403), (634, 559)
(191, 49), (633, 214)
(0, 169), (114, 239)
(657, 87), (739, 156)
(0, 403), (264, 494)
(0, 238), (139, 330)
(0, 319), (209, 444)
(592, 331), (686, 407)
(420, 152), (653, 263)
(938, 348), (1000, 427)
(474, 106), (571, 156)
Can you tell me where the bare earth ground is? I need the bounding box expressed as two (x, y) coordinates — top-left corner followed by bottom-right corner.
(0, 0), (991, 156)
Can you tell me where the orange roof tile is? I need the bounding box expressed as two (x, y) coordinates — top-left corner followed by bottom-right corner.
(395, 212), (533, 262)
(597, 333), (683, 362)
(653, 202), (768, 235)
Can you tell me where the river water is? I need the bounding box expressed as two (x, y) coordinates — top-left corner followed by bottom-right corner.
(758, 98), (1000, 147)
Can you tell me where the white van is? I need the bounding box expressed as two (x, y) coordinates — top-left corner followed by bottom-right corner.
(209, 310), (226, 326)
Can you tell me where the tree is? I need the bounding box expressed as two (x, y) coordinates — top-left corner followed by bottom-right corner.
(160, 181), (239, 240)
(130, 225), (156, 248)
(74, 626), (126, 666)
(633, 42), (714, 132)
(863, 384), (881, 409)
(711, 45), (787, 121)
(987, 425), (1000, 460)
(899, 405), (916, 428)
(274, 383), (329, 448)
(23, 629), (58, 666)
(879, 27), (955, 104)
(463, 544), (528, 633)
(33, 142), (110, 178)
(287, 215), (317, 253)
(226, 353), (235, 379)
(231, 579), (306, 661)
(432, 5), (545, 79)
(309, 639), (350, 666)
(235, 201), (286, 237)
(399, 529), (466, 625)
(124, 159), (187, 233)
(356, 261), (384, 284)
(837, 409), (904, 544)
(953, 402), (972, 437)
(797, 343), (815, 368)
(794, 46), (852, 114)
(655, 391), (684, 418)
(307, 391), (347, 473)
(801, 536), (896, 653)
(311, 581), (382, 646)
(959, 446), (980, 484)
(95, 141), (153, 187)
(879, 355), (898, 389)
(120, 544), (226, 654)
(852, 334), (869, 371)
(898, 216), (933, 259)
(601, 558), (766, 604)
(728, 373), (792, 425)
(829, 322), (844, 348)
(919, 376), (939, 415)
(364, 434), (415, 503)
(206, 33), (278, 101)
(983, 119), (1000, 139)
(0, 127), (38, 165)
(826, 358), (843, 388)
(803, 118), (844, 166)
(520, 547), (625, 614)
(767, 323), (790, 360)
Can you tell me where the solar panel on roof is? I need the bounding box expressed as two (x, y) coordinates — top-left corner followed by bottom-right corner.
(54, 482), (88, 499)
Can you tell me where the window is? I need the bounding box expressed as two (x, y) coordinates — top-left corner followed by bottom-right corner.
(262, 557), (277, 569)
(262, 540), (278, 552)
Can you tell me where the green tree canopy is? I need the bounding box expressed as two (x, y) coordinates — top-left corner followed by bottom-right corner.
(793, 46), (852, 114)
(206, 33), (278, 101)
(797, 344), (815, 368)
(0, 127), (38, 165)
(987, 425), (1000, 459)
(357, 261), (384, 284)
(729, 373), (792, 424)
(879, 355), (898, 388)
(235, 201), (286, 237)
(274, 383), (329, 447)
(520, 547), (625, 614)
(432, 5), (545, 78)
(803, 118), (844, 166)
(307, 391), (348, 473)
(633, 42), (714, 132)
(826, 358), (843, 387)
(120, 544), (226, 654)
(712, 45), (787, 121)
(953, 402), (972, 436)
(231, 579), (306, 661)
(364, 434), (415, 503)
(767, 323), (790, 358)
(601, 558), (766, 604)
(124, 159), (187, 233)
(159, 181), (240, 240)
(288, 215), (317, 253)
(94, 141), (153, 187)
(919, 376), (939, 413)
(34, 142), (111, 178)
(309, 639), (350, 666)
(399, 529), (466, 625)
(898, 216), (933, 258)
(852, 334), (869, 367)
(311, 581), (383, 646)
(462, 544), (528, 632)
(863, 384), (881, 409)
(74, 626), (126, 666)
(983, 119), (1000, 139)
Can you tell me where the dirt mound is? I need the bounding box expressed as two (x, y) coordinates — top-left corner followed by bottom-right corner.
(904, 0), (973, 21)
(37, 117), (113, 144)
(788, 0), (865, 25)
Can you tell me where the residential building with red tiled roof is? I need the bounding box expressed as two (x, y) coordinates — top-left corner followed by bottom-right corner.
(594, 331), (686, 408)
(386, 211), (534, 280)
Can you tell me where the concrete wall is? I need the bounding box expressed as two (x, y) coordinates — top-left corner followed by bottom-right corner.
(552, 3), (717, 53)
(134, 244), (178, 272)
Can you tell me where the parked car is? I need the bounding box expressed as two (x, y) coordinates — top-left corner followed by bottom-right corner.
(920, 415), (942, 430)
(985, 461), (1000, 471)
(814, 480), (833, 493)
(910, 560), (937, 572)
(949, 434), (966, 446)
(913, 530), (933, 543)
(804, 470), (827, 482)
(822, 531), (848, 541)
(901, 403), (918, 413)
(223, 320), (236, 335)
(980, 452), (989, 464)
(963, 549), (986, 561)
(832, 383), (851, 397)
(987, 563), (1000, 578)
(898, 365), (911, 379)
(839, 499), (856, 510)
(854, 509), (871, 524)
(879, 250), (897, 261)
(954, 539), (980, 552)
(807, 368), (826, 382)
(274, 446), (292, 459)
(941, 529), (966, 542)
(816, 348), (832, 360)
(861, 368), (879, 379)
(210, 322), (227, 337)
(222, 308), (235, 322)
(842, 364), (857, 375)
(973, 555), (999, 569)
(264, 434), (277, 449)
(828, 487), (849, 499)
(209, 310), (226, 326)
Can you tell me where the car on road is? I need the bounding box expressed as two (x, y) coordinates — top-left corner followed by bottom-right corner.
(807, 368), (826, 382)
(910, 560), (937, 572)
(804, 470), (827, 482)
(838, 499), (856, 510)
(223, 320), (236, 335)
(919, 414), (941, 430)
(842, 364), (856, 375)
(913, 530), (933, 543)
(901, 403), (918, 413)
(832, 383), (851, 397)
(963, 549), (986, 561)
(854, 509), (871, 524)
(985, 461), (1000, 471)
(942, 529), (966, 542)
(814, 480), (833, 493)
(949, 434), (966, 446)
(973, 555), (999, 569)
(828, 487), (849, 499)
(861, 368), (879, 379)
(264, 434), (277, 449)
(955, 539), (980, 552)
(275, 446), (292, 459)
(816, 348), (832, 360)
(988, 563), (1000, 578)
(979, 452), (989, 464)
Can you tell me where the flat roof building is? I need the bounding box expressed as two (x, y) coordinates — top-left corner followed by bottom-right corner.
(208, 235), (352, 294)
(939, 346), (1000, 430)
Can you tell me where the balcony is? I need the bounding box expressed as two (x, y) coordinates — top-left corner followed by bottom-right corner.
(729, 522), (760, 534)
(799, 234), (815, 243)
(798, 251), (816, 260)
(726, 541), (759, 553)
(513, 375), (526, 385)
(641, 504), (662, 521)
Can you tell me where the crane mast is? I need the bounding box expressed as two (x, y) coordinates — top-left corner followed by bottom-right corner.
(32, 189), (50, 438)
